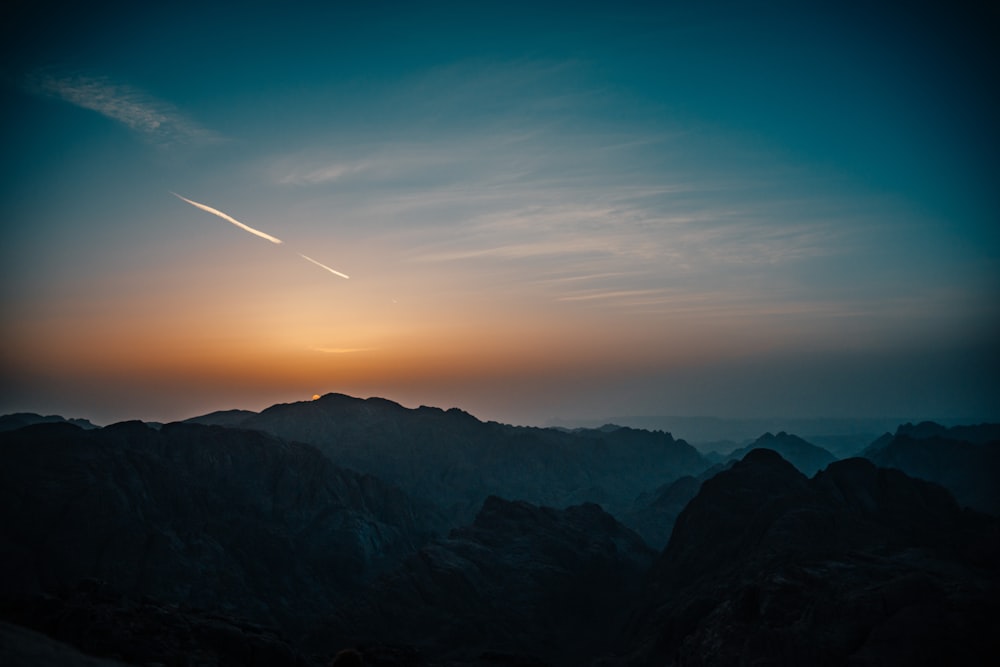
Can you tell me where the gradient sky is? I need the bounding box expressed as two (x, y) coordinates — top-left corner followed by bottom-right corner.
(1, 0), (997, 426)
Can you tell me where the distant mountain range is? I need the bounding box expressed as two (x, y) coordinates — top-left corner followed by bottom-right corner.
(0, 412), (97, 432)
(1, 396), (997, 665)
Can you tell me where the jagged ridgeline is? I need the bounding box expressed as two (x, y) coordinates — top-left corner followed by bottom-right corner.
(188, 393), (707, 529)
(1, 398), (998, 666)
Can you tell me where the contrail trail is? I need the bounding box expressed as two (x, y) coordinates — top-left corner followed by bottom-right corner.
(172, 192), (283, 245)
(298, 253), (350, 279)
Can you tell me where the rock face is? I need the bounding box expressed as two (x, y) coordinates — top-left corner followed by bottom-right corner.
(321, 496), (657, 666)
(621, 449), (1000, 666)
(725, 431), (837, 476)
(862, 421), (1000, 515)
(193, 394), (708, 528)
(0, 421), (435, 639)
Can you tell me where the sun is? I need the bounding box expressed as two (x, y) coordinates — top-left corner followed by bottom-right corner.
(312, 394), (321, 400)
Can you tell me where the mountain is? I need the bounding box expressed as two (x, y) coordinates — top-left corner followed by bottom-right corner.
(620, 449), (1000, 666)
(184, 408), (259, 427)
(862, 422), (1000, 515)
(319, 495), (656, 666)
(0, 412), (98, 432)
(192, 393), (709, 529)
(0, 421), (436, 640)
(724, 431), (837, 476)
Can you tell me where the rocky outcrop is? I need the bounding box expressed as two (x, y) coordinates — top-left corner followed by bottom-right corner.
(320, 496), (656, 666)
(0, 421), (436, 639)
(619, 449), (1000, 666)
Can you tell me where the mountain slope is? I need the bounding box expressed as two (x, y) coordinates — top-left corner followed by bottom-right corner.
(0, 421), (435, 638)
(621, 449), (1000, 666)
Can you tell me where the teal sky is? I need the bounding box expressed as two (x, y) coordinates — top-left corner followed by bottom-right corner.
(1, 1), (997, 426)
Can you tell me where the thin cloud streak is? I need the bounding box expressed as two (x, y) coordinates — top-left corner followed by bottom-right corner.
(298, 253), (350, 279)
(25, 70), (221, 147)
(172, 193), (284, 245)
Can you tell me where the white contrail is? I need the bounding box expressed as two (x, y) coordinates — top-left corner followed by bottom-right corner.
(298, 253), (350, 279)
(172, 192), (283, 244)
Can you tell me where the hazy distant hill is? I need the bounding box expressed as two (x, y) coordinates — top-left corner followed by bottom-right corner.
(862, 421), (1000, 515)
(549, 415), (908, 454)
(725, 431), (837, 476)
(621, 449), (1000, 666)
(191, 393), (709, 529)
(0, 421), (435, 638)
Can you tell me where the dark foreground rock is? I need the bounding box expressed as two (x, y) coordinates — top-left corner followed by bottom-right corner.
(0, 579), (309, 666)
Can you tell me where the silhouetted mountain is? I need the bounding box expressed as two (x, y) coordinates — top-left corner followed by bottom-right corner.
(894, 421), (1000, 444)
(0, 412), (98, 432)
(320, 496), (656, 666)
(620, 449), (1000, 666)
(184, 408), (259, 427)
(862, 422), (1000, 515)
(194, 393), (708, 530)
(724, 431), (837, 476)
(0, 421), (436, 641)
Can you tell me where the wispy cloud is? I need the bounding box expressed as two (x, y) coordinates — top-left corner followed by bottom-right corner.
(24, 70), (222, 147)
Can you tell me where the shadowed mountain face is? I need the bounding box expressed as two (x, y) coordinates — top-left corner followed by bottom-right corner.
(191, 394), (708, 529)
(0, 421), (436, 639)
(724, 431), (837, 476)
(622, 449), (1000, 666)
(320, 496), (656, 666)
(863, 422), (1000, 515)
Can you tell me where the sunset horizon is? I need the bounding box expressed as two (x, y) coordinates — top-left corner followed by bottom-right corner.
(3, 1), (997, 429)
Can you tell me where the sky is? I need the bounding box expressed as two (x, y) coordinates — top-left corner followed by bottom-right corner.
(1, 0), (997, 427)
